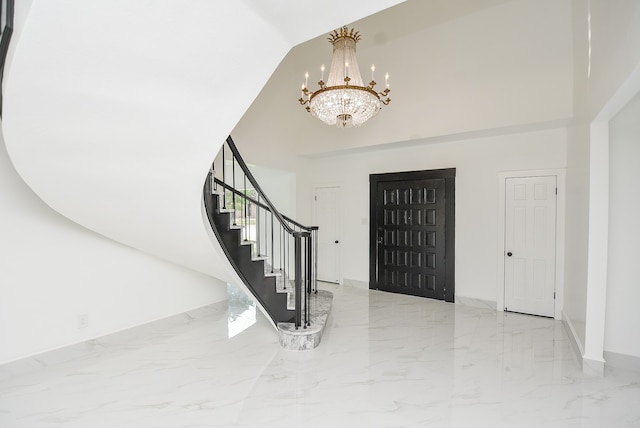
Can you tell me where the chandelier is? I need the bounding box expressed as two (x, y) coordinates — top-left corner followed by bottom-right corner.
(298, 27), (391, 128)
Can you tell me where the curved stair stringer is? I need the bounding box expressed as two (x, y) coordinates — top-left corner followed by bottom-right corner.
(1, 1), (295, 281)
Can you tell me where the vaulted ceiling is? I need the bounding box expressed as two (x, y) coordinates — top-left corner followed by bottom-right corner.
(233, 0), (573, 161)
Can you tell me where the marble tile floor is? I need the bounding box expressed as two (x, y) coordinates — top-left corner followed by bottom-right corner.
(1, 283), (639, 428)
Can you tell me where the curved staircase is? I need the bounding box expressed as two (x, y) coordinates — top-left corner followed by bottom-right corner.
(203, 136), (332, 350)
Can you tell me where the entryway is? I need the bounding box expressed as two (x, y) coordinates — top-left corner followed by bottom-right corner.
(369, 169), (455, 301)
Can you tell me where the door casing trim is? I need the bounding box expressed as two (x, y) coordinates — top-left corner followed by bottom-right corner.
(497, 169), (566, 320)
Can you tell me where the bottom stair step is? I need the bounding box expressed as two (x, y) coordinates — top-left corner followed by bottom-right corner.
(277, 289), (333, 351)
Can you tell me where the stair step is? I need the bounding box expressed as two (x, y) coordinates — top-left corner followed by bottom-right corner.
(264, 271), (282, 278)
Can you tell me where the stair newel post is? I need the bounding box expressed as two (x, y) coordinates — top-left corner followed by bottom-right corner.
(313, 228), (319, 293)
(306, 233), (311, 327)
(294, 233), (302, 329)
(221, 146), (226, 209)
(306, 233), (312, 296)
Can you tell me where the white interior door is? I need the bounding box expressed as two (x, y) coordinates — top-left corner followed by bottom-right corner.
(504, 176), (557, 317)
(315, 186), (341, 283)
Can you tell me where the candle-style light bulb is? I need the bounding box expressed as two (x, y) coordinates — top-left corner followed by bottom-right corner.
(305, 72), (309, 87)
(371, 64), (375, 81)
(385, 72), (389, 89)
(345, 62), (349, 78)
(321, 64), (325, 82)
(301, 83), (305, 99)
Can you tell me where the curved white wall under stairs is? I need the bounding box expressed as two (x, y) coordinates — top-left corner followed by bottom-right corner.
(0, 0), (405, 362)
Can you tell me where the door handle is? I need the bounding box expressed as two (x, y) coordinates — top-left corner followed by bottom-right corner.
(507, 252), (513, 257)
(335, 240), (339, 244)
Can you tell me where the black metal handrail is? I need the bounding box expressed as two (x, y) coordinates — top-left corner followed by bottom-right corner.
(0, 0), (15, 117)
(206, 136), (318, 328)
(213, 178), (318, 233)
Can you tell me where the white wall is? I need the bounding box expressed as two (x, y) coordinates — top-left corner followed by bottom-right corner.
(250, 165), (297, 219)
(301, 128), (566, 303)
(606, 90), (640, 358)
(0, 128), (227, 364)
(564, 0), (640, 365)
(562, 0), (592, 353)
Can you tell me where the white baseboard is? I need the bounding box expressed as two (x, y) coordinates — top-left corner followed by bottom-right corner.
(343, 278), (369, 289)
(455, 295), (496, 310)
(583, 357), (605, 376)
(562, 310), (585, 365)
(561, 310), (606, 376)
(604, 351), (640, 373)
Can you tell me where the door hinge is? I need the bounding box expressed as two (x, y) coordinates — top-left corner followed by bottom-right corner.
(315, 195), (317, 201)
(554, 291), (556, 299)
(555, 188), (558, 195)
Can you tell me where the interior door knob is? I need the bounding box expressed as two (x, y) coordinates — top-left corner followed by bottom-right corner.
(507, 252), (513, 257)
(335, 240), (339, 244)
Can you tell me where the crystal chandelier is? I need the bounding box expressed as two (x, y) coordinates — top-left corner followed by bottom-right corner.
(298, 27), (391, 128)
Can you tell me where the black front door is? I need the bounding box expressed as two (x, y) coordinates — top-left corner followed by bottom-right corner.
(370, 169), (455, 302)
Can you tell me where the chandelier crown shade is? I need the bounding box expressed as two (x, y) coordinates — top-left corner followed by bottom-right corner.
(298, 27), (391, 128)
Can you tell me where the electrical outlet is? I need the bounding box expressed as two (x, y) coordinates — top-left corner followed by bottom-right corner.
(77, 314), (89, 329)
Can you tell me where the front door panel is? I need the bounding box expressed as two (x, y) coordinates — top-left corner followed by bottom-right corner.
(370, 169), (455, 302)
